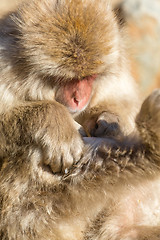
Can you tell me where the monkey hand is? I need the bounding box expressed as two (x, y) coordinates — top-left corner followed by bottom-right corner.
(91, 112), (122, 138)
(36, 103), (85, 174)
(0, 101), (84, 174)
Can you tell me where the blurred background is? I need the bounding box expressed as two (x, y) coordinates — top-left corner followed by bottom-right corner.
(0, 0), (160, 97)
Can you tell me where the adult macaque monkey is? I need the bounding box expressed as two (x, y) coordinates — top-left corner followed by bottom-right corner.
(0, 0), (139, 173)
(1, 1), (160, 240)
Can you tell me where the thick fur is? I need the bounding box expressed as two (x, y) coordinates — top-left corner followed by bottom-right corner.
(0, 89), (160, 240)
(0, 0), (151, 239)
(0, 0), (140, 174)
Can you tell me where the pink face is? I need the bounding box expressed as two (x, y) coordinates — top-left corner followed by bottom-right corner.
(56, 75), (97, 113)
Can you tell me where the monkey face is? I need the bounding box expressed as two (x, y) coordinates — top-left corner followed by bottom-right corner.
(15, 0), (119, 107)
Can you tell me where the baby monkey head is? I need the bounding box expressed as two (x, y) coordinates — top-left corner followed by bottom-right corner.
(15, 0), (119, 112)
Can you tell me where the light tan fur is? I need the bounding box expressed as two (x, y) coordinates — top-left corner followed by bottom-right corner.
(0, 89), (160, 240)
(0, 0), (140, 173)
(1, 0), (158, 239)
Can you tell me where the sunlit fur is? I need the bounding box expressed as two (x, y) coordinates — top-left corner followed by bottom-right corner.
(1, 0), (158, 239)
(0, 0), (139, 133)
(0, 88), (160, 239)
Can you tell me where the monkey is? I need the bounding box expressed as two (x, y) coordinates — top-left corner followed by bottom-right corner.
(0, 0), (159, 239)
(0, 0), (151, 239)
(0, 87), (160, 240)
(0, 0), (140, 174)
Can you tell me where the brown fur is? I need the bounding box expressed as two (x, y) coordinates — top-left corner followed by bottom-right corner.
(0, 0), (140, 173)
(0, 0), (155, 239)
(0, 89), (160, 240)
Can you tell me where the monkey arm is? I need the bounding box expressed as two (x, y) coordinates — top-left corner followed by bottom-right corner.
(0, 101), (84, 173)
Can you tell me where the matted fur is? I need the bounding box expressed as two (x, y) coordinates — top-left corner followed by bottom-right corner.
(0, 0), (156, 239)
(0, 89), (160, 240)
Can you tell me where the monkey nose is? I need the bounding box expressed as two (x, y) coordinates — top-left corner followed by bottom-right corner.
(73, 97), (80, 106)
(71, 92), (88, 111)
(73, 93), (82, 106)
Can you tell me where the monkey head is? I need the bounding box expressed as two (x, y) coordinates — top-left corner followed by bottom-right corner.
(14, 0), (120, 114)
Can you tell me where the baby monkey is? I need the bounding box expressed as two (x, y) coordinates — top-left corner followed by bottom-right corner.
(0, 0), (139, 173)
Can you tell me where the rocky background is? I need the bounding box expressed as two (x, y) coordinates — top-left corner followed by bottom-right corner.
(120, 0), (160, 97)
(0, 0), (159, 97)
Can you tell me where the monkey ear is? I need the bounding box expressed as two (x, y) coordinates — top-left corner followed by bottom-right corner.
(136, 89), (160, 156)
